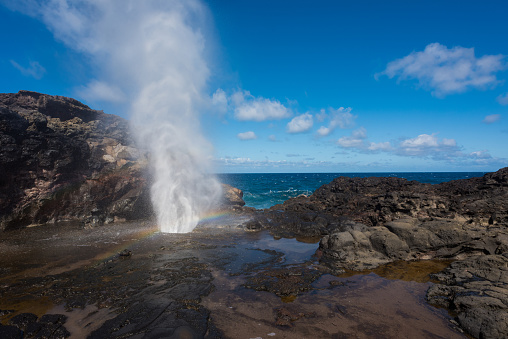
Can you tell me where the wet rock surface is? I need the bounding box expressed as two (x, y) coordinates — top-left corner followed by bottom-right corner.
(0, 221), (466, 339)
(0, 223), (224, 338)
(244, 265), (322, 298)
(2, 312), (70, 339)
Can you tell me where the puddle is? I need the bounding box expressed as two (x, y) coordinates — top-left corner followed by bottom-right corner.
(203, 264), (466, 339)
(0, 296), (55, 324)
(189, 230), (319, 275)
(325, 259), (454, 283)
(251, 234), (319, 265)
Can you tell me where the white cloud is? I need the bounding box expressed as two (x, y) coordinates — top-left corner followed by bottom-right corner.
(219, 157), (253, 164)
(233, 90), (291, 121)
(316, 109), (328, 122)
(378, 43), (506, 97)
(470, 150), (492, 159)
(317, 107), (355, 136)
(368, 141), (391, 151)
(75, 80), (125, 103)
(332, 127), (504, 166)
(336, 128), (392, 152)
(336, 127), (508, 168)
(214, 156), (342, 172)
(483, 114), (501, 124)
(10, 60), (46, 79)
(316, 126), (331, 137)
(400, 134), (439, 148)
(211, 88), (228, 114)
(397, 133), (461, 158)
(442, 138), (457, 147)
(230, 91), (246, 106)
(497, 92), (508, 105)
(237, 131), (257, 140)
(268, 134), (277, 142)
(287, 113), (313, 133)
(334, 129), (505, 166)
(335, 130), (464, 160)
(337, 127), (367, 148)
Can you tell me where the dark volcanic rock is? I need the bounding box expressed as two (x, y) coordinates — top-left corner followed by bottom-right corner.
(0, 324), (23, 339)
(244, 265), (321, 297)
(254, 168), (508, 339)
(318, 216), (507, 270)
(221, 184), (244, 206)
(259, 169), (508, 262)
(0, 91), (150, 230)
(7, 312), (70, 338)
(265, 168), (508, 231)
(427, 255), (508, 339)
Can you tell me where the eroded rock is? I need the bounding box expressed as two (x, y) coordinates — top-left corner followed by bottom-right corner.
(0, 91), (150, 230)
(427, 255), (508, 339)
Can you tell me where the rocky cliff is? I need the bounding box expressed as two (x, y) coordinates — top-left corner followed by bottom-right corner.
(0, 90), (151, 230)
(0, 91), (243, 231)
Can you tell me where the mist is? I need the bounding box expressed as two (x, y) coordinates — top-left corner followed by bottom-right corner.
(11, 0), (222, 233)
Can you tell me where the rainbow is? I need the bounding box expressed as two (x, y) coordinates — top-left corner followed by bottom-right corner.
(91, 211), (234, 264)
(92, 226), (159, 263)
(197, 210), (232, 224)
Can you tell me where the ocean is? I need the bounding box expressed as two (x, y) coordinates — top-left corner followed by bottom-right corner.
(217, 172), (486, 209)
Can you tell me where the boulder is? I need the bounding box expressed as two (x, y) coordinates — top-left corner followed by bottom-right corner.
(221, 183), (245, 207)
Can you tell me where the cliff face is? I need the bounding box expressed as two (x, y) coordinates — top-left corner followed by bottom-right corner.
(0, 91), (244, 231)
(0, 91), (151, 230)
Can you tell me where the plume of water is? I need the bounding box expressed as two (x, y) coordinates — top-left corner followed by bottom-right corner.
(8, 0), (223, 232)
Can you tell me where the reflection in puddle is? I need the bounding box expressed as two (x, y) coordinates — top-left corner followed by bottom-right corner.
(251, 235), (319, 264)
(204, 263), (466, 339)
(202, 231), (465, 338)
(331, 259), (454, 282)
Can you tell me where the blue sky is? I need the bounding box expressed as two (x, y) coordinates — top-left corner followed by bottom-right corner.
(1, 0), (508, 173)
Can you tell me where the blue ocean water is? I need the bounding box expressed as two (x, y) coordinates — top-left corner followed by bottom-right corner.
(218, 172), (486, 209)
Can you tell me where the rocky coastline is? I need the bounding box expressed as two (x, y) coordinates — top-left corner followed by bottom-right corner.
(248, 169), (508, 338)
(1, 91), (507, 338)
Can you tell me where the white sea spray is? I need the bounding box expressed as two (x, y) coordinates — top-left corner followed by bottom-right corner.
(10, 0), (222, 232)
